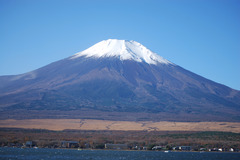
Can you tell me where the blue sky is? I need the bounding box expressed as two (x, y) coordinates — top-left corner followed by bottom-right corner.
(0, 0), (239, 90)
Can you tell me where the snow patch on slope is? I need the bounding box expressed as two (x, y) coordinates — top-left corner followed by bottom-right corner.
(70, 39), (173, 65)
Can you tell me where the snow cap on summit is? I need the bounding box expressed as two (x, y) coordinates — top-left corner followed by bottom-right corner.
(71, 39), (172, 65)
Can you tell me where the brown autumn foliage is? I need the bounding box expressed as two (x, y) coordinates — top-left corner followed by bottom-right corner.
(0, 128), (240, 151)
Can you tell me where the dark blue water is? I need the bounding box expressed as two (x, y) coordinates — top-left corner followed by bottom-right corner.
(0, 147), (240, 160)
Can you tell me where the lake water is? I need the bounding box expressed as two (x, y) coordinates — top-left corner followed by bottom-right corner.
(0, 147), (240, 160)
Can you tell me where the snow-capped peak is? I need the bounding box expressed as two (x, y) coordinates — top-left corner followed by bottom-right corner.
(70, 39), (172, 65)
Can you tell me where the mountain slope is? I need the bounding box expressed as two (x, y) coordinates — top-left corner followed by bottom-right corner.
(0, 39), (239, 121)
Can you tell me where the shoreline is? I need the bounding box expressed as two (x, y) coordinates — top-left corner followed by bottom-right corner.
(1, 147), (239, 153)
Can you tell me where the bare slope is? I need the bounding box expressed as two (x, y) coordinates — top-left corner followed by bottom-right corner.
(0, 119), (240, 133)
(0, 39), (239, 121)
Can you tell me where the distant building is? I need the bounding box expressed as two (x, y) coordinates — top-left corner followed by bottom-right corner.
(230, 148), (234, 152)
(200, 148), (207, 151)
(61, 141), (79, 148)
(152, 146), (162, 150)
(105, 144), (128, 150)
(25, 141), (33, 148)
(174, 146), (192, 151)
(209, 148), (219, 152)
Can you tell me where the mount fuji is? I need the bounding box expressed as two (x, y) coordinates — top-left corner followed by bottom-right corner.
(0, 39), (239, 121)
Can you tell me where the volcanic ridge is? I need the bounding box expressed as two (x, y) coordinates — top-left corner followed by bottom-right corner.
(0, 39), (239, 122)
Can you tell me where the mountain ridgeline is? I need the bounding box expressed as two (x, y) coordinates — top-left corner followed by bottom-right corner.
(0, 39), (239, 121)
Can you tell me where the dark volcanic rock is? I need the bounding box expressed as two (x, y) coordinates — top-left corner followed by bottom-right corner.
(0, 39), (239, 121)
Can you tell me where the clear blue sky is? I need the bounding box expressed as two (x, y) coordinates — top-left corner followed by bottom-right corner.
(0, 0), (239, 90)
